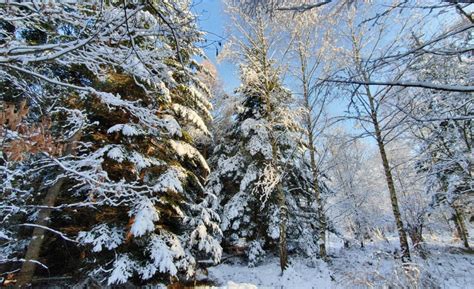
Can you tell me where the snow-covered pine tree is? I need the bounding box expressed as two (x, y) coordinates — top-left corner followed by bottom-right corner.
(207, 12), (323, 270)
(0, 1), (221, 286)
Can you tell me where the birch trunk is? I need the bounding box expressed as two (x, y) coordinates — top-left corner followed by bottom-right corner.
(309, 145), (327, 259)
(351, 31), (411, 260)
(368, 94), (411, 262)
(297, 44), (327, 260)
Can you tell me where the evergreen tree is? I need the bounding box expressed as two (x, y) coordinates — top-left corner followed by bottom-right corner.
(206, 15), (323, 270)
(0, 1), (221, 286)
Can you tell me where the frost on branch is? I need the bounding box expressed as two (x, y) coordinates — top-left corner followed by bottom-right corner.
(129, 198), (160, 237)
(77, 224), (124, 252)
(171, 103), (210, 135)
(169, 139), (210, 175)
(107, 123), (145, 136)
(140, 234), (183, 278)
(152, 167), (186, 193)
(240, 118), (273, 159)
(107, 255), (137, 285)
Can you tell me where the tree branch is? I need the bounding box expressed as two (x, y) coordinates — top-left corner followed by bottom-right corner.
(324, 78), (474, 92)
(276, 1), (332, 12)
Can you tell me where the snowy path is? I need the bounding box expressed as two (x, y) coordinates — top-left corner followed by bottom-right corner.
(209, 258), (333, 289)
(207, 238), (474, 289)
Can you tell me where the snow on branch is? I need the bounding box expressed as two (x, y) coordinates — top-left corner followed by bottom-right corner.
(252, 163), (282, 209)
(18, 223), (77, 243)
(325, 78), (474, 92)
(276, 1), (332, 12)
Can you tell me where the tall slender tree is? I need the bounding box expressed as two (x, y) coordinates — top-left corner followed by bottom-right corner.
(334, 5), (418, 261)
(284, 9), (339, 260)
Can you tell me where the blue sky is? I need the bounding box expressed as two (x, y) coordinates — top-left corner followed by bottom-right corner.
(191, 0), (240, 93)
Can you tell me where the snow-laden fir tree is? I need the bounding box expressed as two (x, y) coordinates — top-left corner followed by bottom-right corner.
(207, 12), (325, 270)
(0, 1), (221, 285)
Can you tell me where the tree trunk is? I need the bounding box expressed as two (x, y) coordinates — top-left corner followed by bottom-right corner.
(350, 30), (411, 261)
(309, 145), (327, 259)
(275, 181), (288, 272)
(268, 121), (288, 272)
(374, 125), (411, 261)
(408, 224), (427, 258)
(363, 85), (411, 262)
(269, 139), (288, 273)
(408, 225), (424, 249)
(16, 132), (81, 288)
(298, 46), (327, 260)
(374, 126), (411, 261)
(453, 206), (470, 249)
(15, 178), (67, 288)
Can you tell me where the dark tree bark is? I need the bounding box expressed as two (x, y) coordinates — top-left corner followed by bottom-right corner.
(453, 206), (470, 249)
(408, 225), (424, 249)
(275, 180), (289, 272)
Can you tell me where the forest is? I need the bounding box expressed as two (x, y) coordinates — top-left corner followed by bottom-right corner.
(0, 0), (472, 288)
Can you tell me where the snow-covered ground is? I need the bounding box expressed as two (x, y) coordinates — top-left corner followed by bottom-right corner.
(206, 235), (474, 288)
